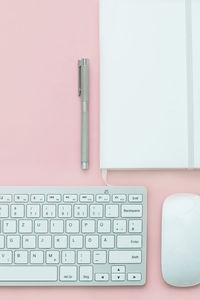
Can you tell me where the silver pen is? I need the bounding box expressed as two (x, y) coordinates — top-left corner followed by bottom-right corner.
(78, 58), (89, 170)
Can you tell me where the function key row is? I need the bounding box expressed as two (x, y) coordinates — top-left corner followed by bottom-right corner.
(0, 194), (143, 203)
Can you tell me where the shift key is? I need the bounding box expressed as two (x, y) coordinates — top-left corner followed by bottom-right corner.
(109, 251), (141, 264)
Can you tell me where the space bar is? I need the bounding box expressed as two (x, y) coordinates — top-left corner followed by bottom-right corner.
(0, 267), (57, 281)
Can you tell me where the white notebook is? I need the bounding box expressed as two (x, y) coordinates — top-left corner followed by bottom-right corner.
(100, 0), (200, 169)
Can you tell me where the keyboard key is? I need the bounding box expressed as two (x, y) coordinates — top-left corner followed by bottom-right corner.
(58, 205), (71, 218)
(121, 205), (142, 218)
(7, 235), (20, 249)
(101, 235), (114, 248)
(63, 194), (77, 202)
(19, 220), (32, 233)
(31, 251), (44, 264)
(82, 220), (95, 233)
(97, 220), (111, 233)
(15, 251), (28, 264)
(112, 274), (125, 281)
(11, 205), (24, 218)
(27, 205), (40, 218)
(112, 194), (126, 202)
(90, 205), (103, 218)
(54, 236), (67, 249)
(3, 220), (16, 233)
(74, 205), (87, 218)
(0, 205), (9, 218)
(0, 251), (12, 264)
(47, 194), (61, 203)
(80, 266), (93, 281)
(93, 251), (106, 264)
(85, 236), (98, 249)
(96, 194), (110, 202)
(80, 194), (94, 202)
(129, 220), (142, 233)
(66, 220), (79, 233)
(129, 194), (143, 202)
(50, 220), (64, 233)
(38, 236), (51, 249)
(31, 195), (45, 203)
(0, 266), (57, 281)
(43, 205), (56, 218)
(60, 266), (77, 281)
(70, 236), (83, 249)
(128, 273), (142, 281)
(95, 273), (109, 281)
(117, 235), (142, 248)
(15, 195), (28, 203)
(109, 251), (141, 264)
(61, 251), (75, 264)
(35, 220), (48, 233)
(23, 236), (36, 249)
(106, 205), (118, 218)
(0, 236), (5, 248)
(78, 251), (91, 264)
(46, 251), (59, 264)
(113, 220), (126, 233)
(112, 266), (125, 273)
(0, 195), (12, 203)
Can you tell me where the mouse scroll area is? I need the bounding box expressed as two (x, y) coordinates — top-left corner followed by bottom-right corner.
(161, 193), (200, 287)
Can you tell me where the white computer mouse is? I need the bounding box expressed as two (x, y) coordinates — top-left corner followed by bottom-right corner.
(162, 193), (200, 287)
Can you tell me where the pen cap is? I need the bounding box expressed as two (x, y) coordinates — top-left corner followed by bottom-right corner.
(80, 58), (89, 102)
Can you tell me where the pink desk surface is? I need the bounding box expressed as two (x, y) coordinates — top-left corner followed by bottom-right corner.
(0, 0), (200, 299)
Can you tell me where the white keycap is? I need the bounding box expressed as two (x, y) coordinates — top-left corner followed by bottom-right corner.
(0, 266), (57, 281)
(11, 205), (24, 218)
(62, 251), (75, 264)
(80, 266), (93, 281)
(58, 205), (71, 218)
(54, 236), (67, 249)
(27, 205), (40, 218)
(19, 220), (32, 233)
(78, 250), (91, 264)
(112, 194), (126, 202)
(74, 205), (87, 218)
(7, 235), (20, 248)
(97, 220), (111, 233)
(43, 205), (56, 218)
(60, 266), (77, 281)
(95, 273), (109, 281)
(63, 194), (77, 202)
(0, 236), (4, 248)
(47, 194), (61, 203)
(112, 266), (125, 273)
(109, 251), (141, 264)
(112, 274), (125, 281)
(96, 194), (110, 202)
(101, 235), (114, 248)
(31, 194), (45, 203)
(129, 194), (143, 202)
(3, 220), (16, 233)
(80, 194), (94, 202)
(128, 273), (142, 281)
(117, 236), (142, 248)
(66, 220), (79, 233)
(50, 220), (64, 233)
(23, 236), (36, 249)
(82, 220), (95, 233)
(15, 194), (28, 203)
(121, 205), (142, 218)
(46, 251), (59, 264)
(38, 236), (51, 249)
(106, 205), (118, 217)
(129, 220), (142, 233)
(0, 251), (12, 263)
(31, 251), (44, 264)
(90, 205), (103, 218)
(15, 251), (28, 264)
(0, 205), (8, 218)
(113, 220), (126, 233)
(70, 236), (83, 249)
(35, 220), (48, 233)
(93, 251), (106, 264)
(85, 236), (98, 249)
(0, 195), (11, 203)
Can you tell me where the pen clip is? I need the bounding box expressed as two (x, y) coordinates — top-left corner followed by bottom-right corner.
(78, 59), (82, 97)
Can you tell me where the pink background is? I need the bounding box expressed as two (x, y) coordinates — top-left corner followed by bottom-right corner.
(0, 0), (200, 299)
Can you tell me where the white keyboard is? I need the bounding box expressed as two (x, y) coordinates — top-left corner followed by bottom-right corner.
(0, 186), (147, 286)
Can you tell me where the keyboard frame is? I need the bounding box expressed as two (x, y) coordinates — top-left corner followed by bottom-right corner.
(0, 186), (147, 286)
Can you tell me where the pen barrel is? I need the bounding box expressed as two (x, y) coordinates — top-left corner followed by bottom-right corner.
(81, 101), (89, 169)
